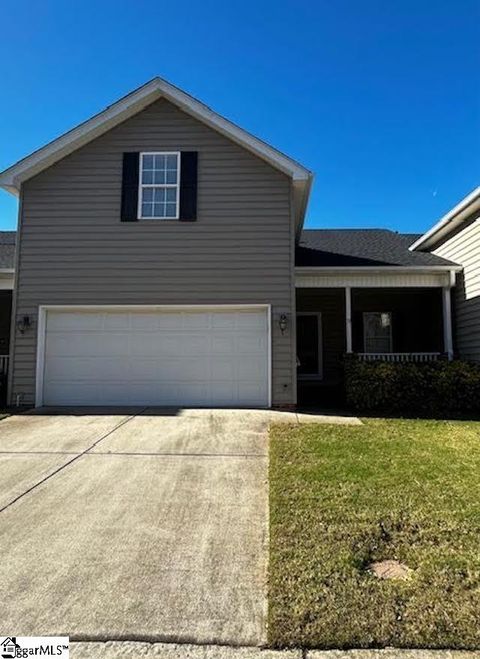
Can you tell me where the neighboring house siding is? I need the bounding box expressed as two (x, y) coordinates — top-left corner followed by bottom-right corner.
(11, 98), (295, 406)
(433, 212), (480, 362)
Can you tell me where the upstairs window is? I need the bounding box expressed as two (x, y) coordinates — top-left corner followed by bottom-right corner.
(138, 152), (180, 219)
(363, 312), (392, 353)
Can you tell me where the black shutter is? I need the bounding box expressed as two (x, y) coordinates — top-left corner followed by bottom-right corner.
(179, 152), (198, 221)
(121, 152), (139, 222)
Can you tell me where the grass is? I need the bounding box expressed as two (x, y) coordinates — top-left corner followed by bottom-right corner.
(268, 418), (480, 650)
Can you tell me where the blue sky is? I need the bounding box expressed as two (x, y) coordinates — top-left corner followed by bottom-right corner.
(0, 0), (478, 232)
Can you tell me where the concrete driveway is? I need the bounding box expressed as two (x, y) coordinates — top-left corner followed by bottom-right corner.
(0, 408), (273, 646)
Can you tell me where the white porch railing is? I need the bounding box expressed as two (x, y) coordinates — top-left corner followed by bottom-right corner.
(0, 355), (9, 376)
(357, 352), (441, 363)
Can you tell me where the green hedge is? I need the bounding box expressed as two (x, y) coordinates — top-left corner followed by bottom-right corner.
(344, 357), (480, 417)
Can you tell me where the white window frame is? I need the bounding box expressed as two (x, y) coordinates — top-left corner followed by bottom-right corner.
(363, 311), (393, 353)
(137, 151), (181, 220)
(297, 312), (323, 380)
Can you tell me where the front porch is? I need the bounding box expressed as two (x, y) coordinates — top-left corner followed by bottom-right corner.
(0, 290), (12, 405)
(296, 283), (453, 406)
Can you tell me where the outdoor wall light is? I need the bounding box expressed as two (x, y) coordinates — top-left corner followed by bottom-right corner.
(16, 315), (32, 334)
(279, 313), (288, 335)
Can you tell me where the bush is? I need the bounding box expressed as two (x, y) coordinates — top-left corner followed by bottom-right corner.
(344, 357), (480, 417)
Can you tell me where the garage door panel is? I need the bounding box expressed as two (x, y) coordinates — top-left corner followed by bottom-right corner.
(238, 381), (267, 403)
(156, 382), (209, 406)
(46, 333), (129, 357)
(237, 335), (267, 353)
(156, 314), (184, 330)
(102, 313), (131, 330)
(45, 382), (101, 406)
(210, 335), (236, 353)
(238, 358), (266, 379)
(211, 358), (235, 379)
(158, 358), (208, 380)
(45, 356), (130, 380)
(185, 313), (211, 330)
(43, 309), (269, 407)
(236, 312), (267, 330)
(47, 312), (104, 331)
(211, 314), (237, 330)
(129, 359), (161, 379)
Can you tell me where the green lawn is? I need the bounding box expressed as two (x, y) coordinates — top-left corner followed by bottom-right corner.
(269, 419), (480, 650)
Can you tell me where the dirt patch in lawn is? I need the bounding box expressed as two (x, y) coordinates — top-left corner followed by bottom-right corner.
(268, 418), (480, 650)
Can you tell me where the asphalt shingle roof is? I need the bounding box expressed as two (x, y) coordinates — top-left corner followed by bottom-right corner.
(296, 229), (456, 268)
(0, 231), (16, 269)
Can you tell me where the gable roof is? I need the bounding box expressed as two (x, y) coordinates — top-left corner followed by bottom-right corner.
(0, 77), (312, 229)
(0, 231), (15, 270)
(296, 229), (458, 268)
(410, 186), (480, 251)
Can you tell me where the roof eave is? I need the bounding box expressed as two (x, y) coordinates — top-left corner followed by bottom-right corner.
(0, 77), (312, 212)
(294, 174), (314, 235)
(295, 265), (462, 273)
(410, 186), (480, 251)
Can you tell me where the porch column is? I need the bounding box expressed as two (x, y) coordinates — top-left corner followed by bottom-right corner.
(345, 286), (353, 353)
(442, 284), (453, 360)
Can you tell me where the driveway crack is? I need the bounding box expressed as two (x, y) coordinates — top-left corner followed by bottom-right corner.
(0, 408), (147, 515)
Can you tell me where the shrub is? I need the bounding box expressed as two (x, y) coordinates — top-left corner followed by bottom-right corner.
(344, 357), (480, 417)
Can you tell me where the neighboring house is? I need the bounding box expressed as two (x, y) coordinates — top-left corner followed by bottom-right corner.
(0, 78), (461, 408)
(411, 187), (480, 364)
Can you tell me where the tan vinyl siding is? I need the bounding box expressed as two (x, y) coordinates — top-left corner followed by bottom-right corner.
(11, 98), (295, 406)
(433, 211), (480, 362)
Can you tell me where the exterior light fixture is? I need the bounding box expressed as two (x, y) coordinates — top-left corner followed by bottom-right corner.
(16, 315), (32, 334)
(279, 313), (288, 335)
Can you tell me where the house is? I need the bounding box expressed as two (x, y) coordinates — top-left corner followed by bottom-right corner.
(0, 78), (461, 409)
(410, 187), (480, 364)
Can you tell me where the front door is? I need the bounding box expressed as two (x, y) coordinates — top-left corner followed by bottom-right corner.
(297, 313), (322, 379)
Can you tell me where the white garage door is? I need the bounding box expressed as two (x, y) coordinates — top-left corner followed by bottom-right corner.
(41, 307), (270, 407)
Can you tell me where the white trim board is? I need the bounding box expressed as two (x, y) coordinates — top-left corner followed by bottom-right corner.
(35, 304), (272, 408)
(0, 276), (14, 290)
(410, 186), (480, 251)
(295, 268), (457, 288)
(0, 77), (312, 229)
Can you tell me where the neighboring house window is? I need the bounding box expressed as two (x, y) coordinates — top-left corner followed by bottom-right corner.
(138, 152), (180, 219)
(363, 312), (392, 353)
(297, 313), (323, 378)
